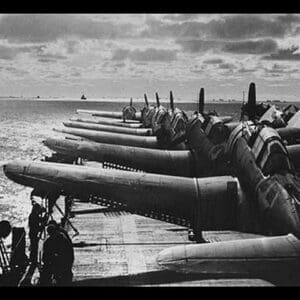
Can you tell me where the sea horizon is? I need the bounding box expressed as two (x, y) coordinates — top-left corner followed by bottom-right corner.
(0, 96), (294, 104)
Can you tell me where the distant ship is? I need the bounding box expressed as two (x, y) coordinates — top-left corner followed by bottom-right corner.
(81, 94), (87, 100)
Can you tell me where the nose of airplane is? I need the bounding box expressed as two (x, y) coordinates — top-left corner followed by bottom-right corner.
(43, 138), (71, 153)
(43, 138), (58, 147)
(3, 160), (19, 173)
(0, 160), (11, 168)
(2, 160), (29, 181)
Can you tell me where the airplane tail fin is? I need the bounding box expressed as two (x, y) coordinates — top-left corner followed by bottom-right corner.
(144, 94), (149, 107)
(241, 82), (256, 121)
(248, 82), (256, 107)
(155, 92), (160, 107)
(199, 88), (204, 114)
(170, 91), (174, 112)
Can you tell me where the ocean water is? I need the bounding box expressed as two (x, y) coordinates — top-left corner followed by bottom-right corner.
(0, 98), (296, 226)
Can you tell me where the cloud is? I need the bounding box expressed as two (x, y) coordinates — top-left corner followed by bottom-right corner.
(112, 49), (130, 60)
(276, 14), (300, 25)
(176, 38), (278, 55)
(263, 63), (298, 78)
(5, 66), (29, 76)
(238, 67), (256, 73)
(218, 62), (236, 69)
(142, 14), (300, 42)
(0, 14), (299, 100)
(209, 15), (297, 40)
(0, 44), (44, 60)
(223, 39), (278, 54)
(262, 45), (300, 60)
(203, 58), (224, 64)
(71, 71), (81, 77)
(175, 39), (221, 53)
(265, 63), (292, 73)
(66, 40), (79, 54)
(0, 45), (19, 60)
(141, 18), (208, 39)
(191, 69), (203, 74)
(37, 53), (67, 62)
(46, 74), (62, 79)
(0, 14), (135, 43)
(38, 58), (55, 63)
(112, 48), (177, 62)
(163, 14), (200, 22)
(114, 62), (126, 68)
(35, 46), (68, 63)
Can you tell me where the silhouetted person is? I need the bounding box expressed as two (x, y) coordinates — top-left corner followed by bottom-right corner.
(54, 229), (74, 286)
(47, 220), (73, 244)
(28, 203), (44, 266)
(39, 224), (56, 286)
(40, 224), (74, 286)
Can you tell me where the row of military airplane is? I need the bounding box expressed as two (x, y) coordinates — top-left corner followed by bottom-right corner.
(3, 82), (300, 285)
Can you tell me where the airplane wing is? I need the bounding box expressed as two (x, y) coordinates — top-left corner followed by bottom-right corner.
(156, 233), (300, 286)
(3, 160), (240, 231)
(3, 160), (300, 286)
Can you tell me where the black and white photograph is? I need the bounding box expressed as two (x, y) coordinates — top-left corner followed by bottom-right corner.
(0, 13), (300, 287)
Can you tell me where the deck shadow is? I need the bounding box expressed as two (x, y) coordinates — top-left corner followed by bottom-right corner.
(72, 270), (271, 286)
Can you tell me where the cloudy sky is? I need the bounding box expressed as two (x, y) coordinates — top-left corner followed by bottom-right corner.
(0, 13), (300, 101)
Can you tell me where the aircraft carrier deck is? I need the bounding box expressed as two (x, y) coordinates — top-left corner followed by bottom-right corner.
(66, 200), (274, 287)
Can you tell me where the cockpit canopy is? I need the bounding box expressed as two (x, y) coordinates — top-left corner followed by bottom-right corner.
(203, 116), (230, 144)
(122, 105), (137, 121)
(170, 109), (189, 133)
(141, 105), (156, 127)
(250, 127), (292, 176)
(226, 121), (255, 155)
